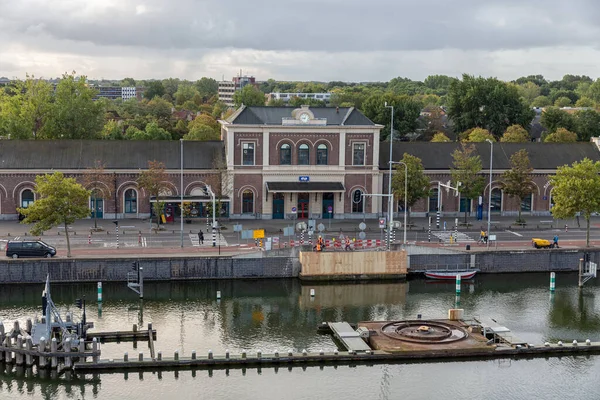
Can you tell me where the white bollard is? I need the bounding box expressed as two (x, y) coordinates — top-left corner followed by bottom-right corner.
(274, 350), (279, 359)
(334, 349), (338, 355)
(97, 282), (103, 302)
(208, 350), (213, 360)
(216, 291), (221, 300)
(558, 341), (563, 346)
(225, 349), (230, 359)
(288, 349), (293, 357)
(319, 349), (324, 355)
(310, 289), (315, 297)
(573, 340), (578, 346)
(586, 339), (591, 346)
(302, 349), (307, 356)
(544, 342), (550, 347)
(550, 272), (556, 291)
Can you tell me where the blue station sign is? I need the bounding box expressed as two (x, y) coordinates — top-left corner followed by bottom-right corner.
(299, 176), (310, 182)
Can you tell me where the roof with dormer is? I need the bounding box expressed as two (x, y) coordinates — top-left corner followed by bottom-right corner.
(225, 106), (376, 126)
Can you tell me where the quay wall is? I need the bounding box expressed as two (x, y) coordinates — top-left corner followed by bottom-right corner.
(299, 250), (407, 280)
(0, 248), (599, 284)
(0, 256), (300, 284)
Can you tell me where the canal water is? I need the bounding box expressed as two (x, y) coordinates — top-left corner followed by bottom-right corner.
(1, 273), (600, 400)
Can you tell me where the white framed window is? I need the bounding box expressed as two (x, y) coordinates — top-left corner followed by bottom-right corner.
(352, 143), (366, 166)
(242, 142), (255, 166)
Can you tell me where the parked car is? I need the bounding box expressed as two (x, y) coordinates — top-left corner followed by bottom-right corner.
(5, 240), (57, 259)
(531, 238), (554, 249)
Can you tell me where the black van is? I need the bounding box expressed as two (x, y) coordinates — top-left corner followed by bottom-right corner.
(5, 240), (57, 259)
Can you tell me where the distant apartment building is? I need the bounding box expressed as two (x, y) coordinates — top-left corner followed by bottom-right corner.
(218, 75), (257, 107)
(93, 86), (143, 101)
(267, 92), (332, 104)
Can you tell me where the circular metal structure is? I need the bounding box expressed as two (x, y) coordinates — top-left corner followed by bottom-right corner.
(380, 320), (468, 344)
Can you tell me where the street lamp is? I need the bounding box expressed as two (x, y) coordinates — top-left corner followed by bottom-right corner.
(485, 139), (493, 248)
(390, 161), (408, 245)
(384, 102), (394, 250)
(180, 139), (184, 248)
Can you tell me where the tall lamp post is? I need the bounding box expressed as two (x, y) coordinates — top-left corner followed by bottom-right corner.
(390, 161), (408, 245)
(180, 139), (184, 248)
(485, 139), (493, 248)
(384, 102), (394, 250)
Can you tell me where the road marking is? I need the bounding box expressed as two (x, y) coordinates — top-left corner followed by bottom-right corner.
(506, 230), (523, 237)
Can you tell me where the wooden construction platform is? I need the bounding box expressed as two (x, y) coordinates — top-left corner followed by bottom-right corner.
(477, 317), (528, 346)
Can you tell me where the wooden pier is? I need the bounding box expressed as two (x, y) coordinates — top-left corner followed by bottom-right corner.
(87, 324), (156, 343)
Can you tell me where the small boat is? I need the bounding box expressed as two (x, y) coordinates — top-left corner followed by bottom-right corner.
(424, 270), (477, 280)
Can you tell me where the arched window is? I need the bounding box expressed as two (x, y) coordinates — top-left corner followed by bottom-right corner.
(298, 144), (309, 165)
(317, 144), (328, 165)
(352, 189), (364, 213)
(21, 189), (34, 208)
(242, 190), (254, 214)
(124, 189), (137, 213)
(428, 188), (438, 212)
(280, 143), (291, 165)
(491, 188), (502, 213)
(521, 194), (533, 212)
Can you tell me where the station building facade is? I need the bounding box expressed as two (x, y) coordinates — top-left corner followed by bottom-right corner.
(0, 106), (599, 222)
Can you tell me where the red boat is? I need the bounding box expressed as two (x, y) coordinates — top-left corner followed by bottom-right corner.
(424, 270), (477, 280)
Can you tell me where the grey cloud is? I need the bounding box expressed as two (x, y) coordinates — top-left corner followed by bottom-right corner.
(1, 0), (599, 53)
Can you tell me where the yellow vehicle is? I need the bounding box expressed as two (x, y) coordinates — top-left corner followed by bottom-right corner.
(532, 238), (555, 249)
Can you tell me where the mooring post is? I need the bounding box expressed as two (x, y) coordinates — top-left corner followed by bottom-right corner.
(550, 272), (556, 291)
(124, 352), (129, 362)
(92, 338), (99, 363)
(39, 337), (47, 367)
(455, 274), (461, 294)
(97, 282), (103, 302)
(192, 350), (196, 360)
(26, 318), (32, 335)
(13, 320), (20, 336)
(51, 338), (58, 369)
(139, 352), (143, 362)
(157, 351), (162, 361)
(4, 335), (12, 363)
(79, 340), (85, 362)
(0, 321), (4, 343)
(174, 350), (179, 361)
(64, 338), (72, 368)
(578, 258), (584, 288)
(25, 336), (34, 367)
(16, 335), (24, 365)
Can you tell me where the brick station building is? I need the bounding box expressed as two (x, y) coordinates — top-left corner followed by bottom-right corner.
(0, 106), (599, 222)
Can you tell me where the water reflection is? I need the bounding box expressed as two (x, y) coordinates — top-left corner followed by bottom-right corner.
(1, 274), (600, 399)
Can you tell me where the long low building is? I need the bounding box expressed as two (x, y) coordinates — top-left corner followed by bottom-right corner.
(0, 105), (599, 221)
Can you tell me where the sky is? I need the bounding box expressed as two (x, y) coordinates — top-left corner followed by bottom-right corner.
(1, 0), (599, 82)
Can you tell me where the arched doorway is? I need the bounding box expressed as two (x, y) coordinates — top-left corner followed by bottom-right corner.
(297, 193), (309, 219)
(273, 193), (284, 219)
(322, 192), (334, 219)
(90, 189), (104, 219)
(491, 188), (502, 213)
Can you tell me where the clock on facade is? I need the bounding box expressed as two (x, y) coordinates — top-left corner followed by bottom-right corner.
(299, 113), (310, 123)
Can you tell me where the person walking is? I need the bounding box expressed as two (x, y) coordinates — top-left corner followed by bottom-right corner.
(198, 230), (204, 245)
(344, 237), (351, 251)
(553, 235), (559, 248)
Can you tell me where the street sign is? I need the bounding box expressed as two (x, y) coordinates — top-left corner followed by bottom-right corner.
(359, 231), (367, 240)
(308, 230), (314, 237)
(233, 224), (243, 232)
(359, 222), (366, 231)
(253, 229), (265, 239)
(296, 222), (307, 231)
(317, 223), (325, 232)
(379, 218), (386, 229)
(299, 176), (310, 182)
(291, 206), (297, 214)
(543, 196), (548, 200)
(283, 227), (294, 237)
(327, 205), (333, 213)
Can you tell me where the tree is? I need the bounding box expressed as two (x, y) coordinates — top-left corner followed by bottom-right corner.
(574, 109), (600, 142)
(544, 127), (577, 143)
(575, 97), (596, 108)
(194, 77), (218, 102)
(134, 122), (171, 140)
(121, 77), (136, 87)
(589, 79), (600, 103)
(233, 85), (265, 107)
(45, 72), (104, 139)
(501, 149), (535, 223)
(554, 96), (572, 108)
(0, 75), (53, 139)
(144, 81), (165, 100)
(531, 95), (552, 107)
(550, 158), (600, 246)
(174, 83), (199, 106)
(146, 96), (172, 120)
(137, 161), (171, 227)
(517, 82), (541, 105)
(391, 154), (430, 222)
(500, 124), (530, 142)
(464, 127), (495, 142)
(431, 132), (451, 142)
(447, 74), (534, 138)
(101, 120), (123, 140)
(81, 161), (113, 230)
(183, 124), (219, 141)
(362, 93), (422, 140)
(18, 172), (91, 257)
(451, 144), (485, 223)
(541, 107), (576, 132)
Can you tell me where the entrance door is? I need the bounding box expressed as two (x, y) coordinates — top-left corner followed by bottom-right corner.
(297, 193), (309, 219)
(322, 192), (334, 219)
(273, 193), (284, 219)
(90, 198), (103, 219)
